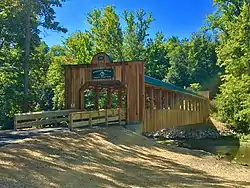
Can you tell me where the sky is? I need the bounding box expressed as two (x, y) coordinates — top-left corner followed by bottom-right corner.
(41, 0), (215, 47)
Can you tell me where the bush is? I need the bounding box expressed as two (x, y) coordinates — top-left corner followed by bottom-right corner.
(1, 117), (14, 130)
(189, 83), (202, 92)
(215, 75), (250, 133)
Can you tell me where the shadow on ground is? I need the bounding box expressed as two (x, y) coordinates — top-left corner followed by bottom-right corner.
(0, 126), (249, 188)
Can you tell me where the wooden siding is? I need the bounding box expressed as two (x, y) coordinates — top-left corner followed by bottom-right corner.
(143, 85), (209, 132)
(64, 61), (145, 123)
(143, 108), (208, 132)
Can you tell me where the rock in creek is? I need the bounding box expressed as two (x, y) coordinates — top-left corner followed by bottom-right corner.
(142, 126), (221, 140)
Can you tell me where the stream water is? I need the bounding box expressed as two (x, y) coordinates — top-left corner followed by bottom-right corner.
(175, 137), (250, 166)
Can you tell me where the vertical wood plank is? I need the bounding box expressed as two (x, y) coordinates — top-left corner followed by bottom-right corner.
(155, 89), (162, 109)
(166, 92), (169, 109)
(149, 87), (154, 109)
(140, 62), (145, 123)
(136, 63), (140, 120)
(169, 92), (172, 109)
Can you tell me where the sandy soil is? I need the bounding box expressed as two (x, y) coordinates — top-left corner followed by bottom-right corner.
(0, 126), (250, 188)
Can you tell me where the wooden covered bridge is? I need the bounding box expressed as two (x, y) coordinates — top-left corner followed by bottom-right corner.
(63, 53), (209, 132)
(14, 53), (209, 133)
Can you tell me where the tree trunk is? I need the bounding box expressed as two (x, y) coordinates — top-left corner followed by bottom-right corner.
(23, 1), (31, 112)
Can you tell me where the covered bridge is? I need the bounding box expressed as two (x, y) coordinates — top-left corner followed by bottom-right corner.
(64, 53), (209, 132)
(63, 52), (209, 133)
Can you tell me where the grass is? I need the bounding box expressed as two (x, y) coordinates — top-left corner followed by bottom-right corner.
(239, 134), (250, 142)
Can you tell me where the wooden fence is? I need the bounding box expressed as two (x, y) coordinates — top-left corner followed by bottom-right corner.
(69, 108), (126, 131)
(14, 109), (79, 130)
(143, 109), (208, 132)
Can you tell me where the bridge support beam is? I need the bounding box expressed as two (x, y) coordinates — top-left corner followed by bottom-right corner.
(155, 89), (162, 109)
(148, 87), (154, 109)
(106, 88), (111, 109)
(94, 87), (99, 110)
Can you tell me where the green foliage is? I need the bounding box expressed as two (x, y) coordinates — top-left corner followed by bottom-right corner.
(166, 32), (219, 89)
(64, 32), (93, 64)
(189, 83), (202, 92)
(166, 37), (191, 86)
(123, 9), (153, 60)
(212, 1), (250, 133)
(215, 75), (250, 132)
(29, 42), (53, 111)
(145, 32), (169, 80)
(239, 134), (250, 142)
(87, 6), (123, 61)
(0, 0), (67, 128)
(47, 46), (72, 109)
(0, 45), (23, 129)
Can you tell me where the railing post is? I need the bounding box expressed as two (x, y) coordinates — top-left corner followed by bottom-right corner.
(107, 88), (111, 109)
(89, 112), (92, 127)
(37, 118), (41, 129)
(105, 109), (108, 126)
(118, 108), (121, 125)
(148, 87), (154, 109)
(14, 116), (17, 131)
(118, 89), (122, 125)
(94, 87), (99, 111)
(69, 113), (73, 131)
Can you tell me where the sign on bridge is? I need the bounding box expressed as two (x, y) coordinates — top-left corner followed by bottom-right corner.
(92, 68), (114, 79)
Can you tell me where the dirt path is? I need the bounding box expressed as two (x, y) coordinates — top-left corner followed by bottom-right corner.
(0, 128), (69, 147)
(0, 126), (249, 188)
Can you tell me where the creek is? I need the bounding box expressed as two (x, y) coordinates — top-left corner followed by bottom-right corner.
(175, 137), (250, 166)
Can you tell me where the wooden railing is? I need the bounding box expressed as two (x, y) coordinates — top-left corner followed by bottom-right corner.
(143, 109), (208, 132)
(14, 109), (79, 130)
(69, 108), (126, 131)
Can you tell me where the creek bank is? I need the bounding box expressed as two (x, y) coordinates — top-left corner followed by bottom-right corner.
(142, 124), (236, 140)
(142, 124), (250, 167)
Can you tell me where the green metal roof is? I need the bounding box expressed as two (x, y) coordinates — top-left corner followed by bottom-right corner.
(144, 75), (204, 99)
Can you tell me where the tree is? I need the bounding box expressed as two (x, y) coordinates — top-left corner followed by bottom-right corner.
(187, 32), (219, 92)
(47, 51), (67, 109)
(29, 42), (53, 111)
(166, 32), (219, 91)
(87, 6), (123, 61)
(0, 0), (67, 128)
(189, 83), (202, 92)
(213, 2), (250, 132)
(0, 0), (24, 49)
(123, 9), (153, 60)
(4, 0), (68, 112)
(166, 37), (191, 86)
(207, 0), (246, 35)
(145, 32), (169, 80)
(64, 32), (93, 64)
(0, 43), (23, 129)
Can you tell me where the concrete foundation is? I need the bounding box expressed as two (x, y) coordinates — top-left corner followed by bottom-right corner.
(124, 121), (142, 134)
